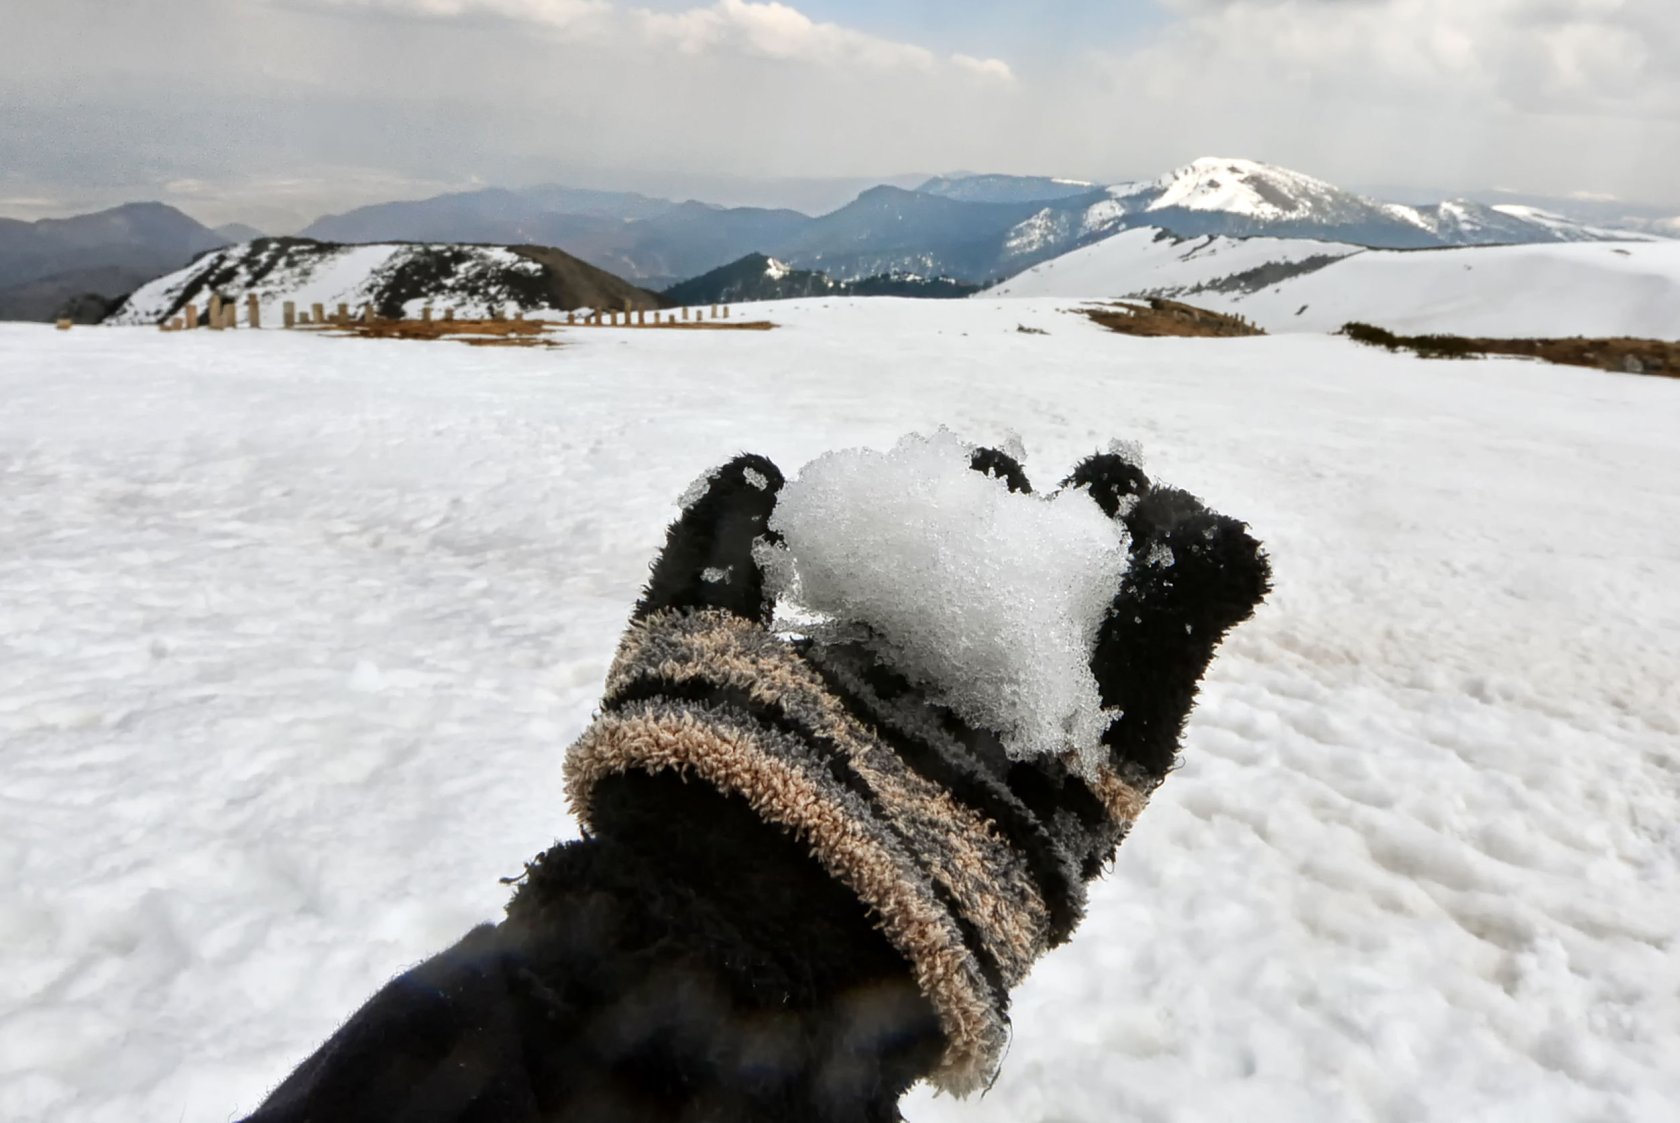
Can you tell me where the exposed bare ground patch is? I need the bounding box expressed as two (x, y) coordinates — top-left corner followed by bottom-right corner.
(1080, 299), (1266, 339)
(1341, 323), (1679, 379)
(306, 316), (777, 347)
(308, 317), (557, 346)
(645, 319), (777, 331)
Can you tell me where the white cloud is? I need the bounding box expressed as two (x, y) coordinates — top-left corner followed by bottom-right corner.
(283, 0), (609, 30)
(1071, 0), (1679, 200)
(637, 0), (945, 72)
(4, 0), (1677, 220)
(285, 0), (1013, 78)
(1142, 0), (1679, 117)
(953, 54), (1015, 84)
(635, 1), (1019, 84)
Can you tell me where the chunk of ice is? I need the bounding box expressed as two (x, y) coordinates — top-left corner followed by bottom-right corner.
(767, 431), (1129, 772)
(1107, 437), (1146, 466)
(677, 467), (719, 510)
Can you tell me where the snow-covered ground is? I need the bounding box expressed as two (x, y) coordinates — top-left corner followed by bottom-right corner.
(107, 243), (549, 327)
(995, 234), (1680, 340)
(3, 298), (1678, 1122)
(989, 227), (1359, 302)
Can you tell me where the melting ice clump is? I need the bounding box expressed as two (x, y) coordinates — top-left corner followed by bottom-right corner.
(767, 430), (1129, 773)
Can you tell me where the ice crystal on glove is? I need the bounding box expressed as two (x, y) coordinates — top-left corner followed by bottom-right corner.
(767, 430), (1129, 772)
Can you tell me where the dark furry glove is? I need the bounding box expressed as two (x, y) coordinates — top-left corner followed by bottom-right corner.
(242, 443), (1268, 1123)
(551, 444), (1268, 1092)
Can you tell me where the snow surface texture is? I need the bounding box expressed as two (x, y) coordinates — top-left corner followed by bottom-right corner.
(766, 430), (1128, 772)
(995, 231), (1680, 340)
(2, 299), (1679, 1122)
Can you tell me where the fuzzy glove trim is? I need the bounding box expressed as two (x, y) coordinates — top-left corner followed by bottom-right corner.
(564, 607), (1155, 1094)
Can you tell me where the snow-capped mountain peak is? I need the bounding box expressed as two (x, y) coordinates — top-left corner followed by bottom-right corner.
(1146, 157), (1354, 220)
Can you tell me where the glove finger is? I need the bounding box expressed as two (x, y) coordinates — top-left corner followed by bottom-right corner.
(1094, 490), (1270, 783)
(969, 447), (1034, 494)
(1060, 451), (1151, 529)
(633, 453), (785, 625)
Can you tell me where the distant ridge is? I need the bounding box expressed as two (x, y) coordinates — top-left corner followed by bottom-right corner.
(0, 202), (229, 321)
(662, 253), (978, 305)
(20, 157), (1659, 325)
(914, 174), (1098, 205)
(270, 160), (1662, 295)
(300, 187), (803, 289)
(1015, 158), (1654, 253)
(215, 222), (266, 242)
(106, 237), (661, 325)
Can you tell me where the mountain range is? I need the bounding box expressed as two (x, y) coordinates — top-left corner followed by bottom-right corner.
(2, 157), (1670, 323)
(288, 157), (1663, 290)
(0, 202), (231, 321)
(662, 253), (977, 306)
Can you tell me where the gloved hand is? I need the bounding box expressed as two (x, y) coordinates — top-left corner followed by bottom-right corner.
(242, 443), (1269, 1123)
(546, 443), (1270, 1095)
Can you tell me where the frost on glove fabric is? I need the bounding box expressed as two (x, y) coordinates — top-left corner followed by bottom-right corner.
(560, 440), (1271, 1096)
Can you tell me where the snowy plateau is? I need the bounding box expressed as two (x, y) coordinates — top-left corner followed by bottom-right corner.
(994, 230), (1680, 339)
(2, 296), (1678, 1122)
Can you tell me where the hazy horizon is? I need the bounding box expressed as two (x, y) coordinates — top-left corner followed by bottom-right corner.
(5, 1), (1677, 229)
(8, 159), (1680, 235)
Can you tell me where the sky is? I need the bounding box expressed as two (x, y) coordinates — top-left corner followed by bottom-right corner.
(2, 0), (1676, 229)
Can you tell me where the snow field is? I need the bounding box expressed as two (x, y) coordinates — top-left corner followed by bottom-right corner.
(994, 234), (1680, 341)
(1, 297), (1677, 1121)
(990, 226), (1359, 303)
(1221, 240), (1680, 339)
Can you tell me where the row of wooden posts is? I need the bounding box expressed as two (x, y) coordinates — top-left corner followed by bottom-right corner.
(155, 293), (733, 332)
(561, 304), (733, 327)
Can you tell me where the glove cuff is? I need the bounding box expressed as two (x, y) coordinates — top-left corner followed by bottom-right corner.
(563, 609), (1150, 1094)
